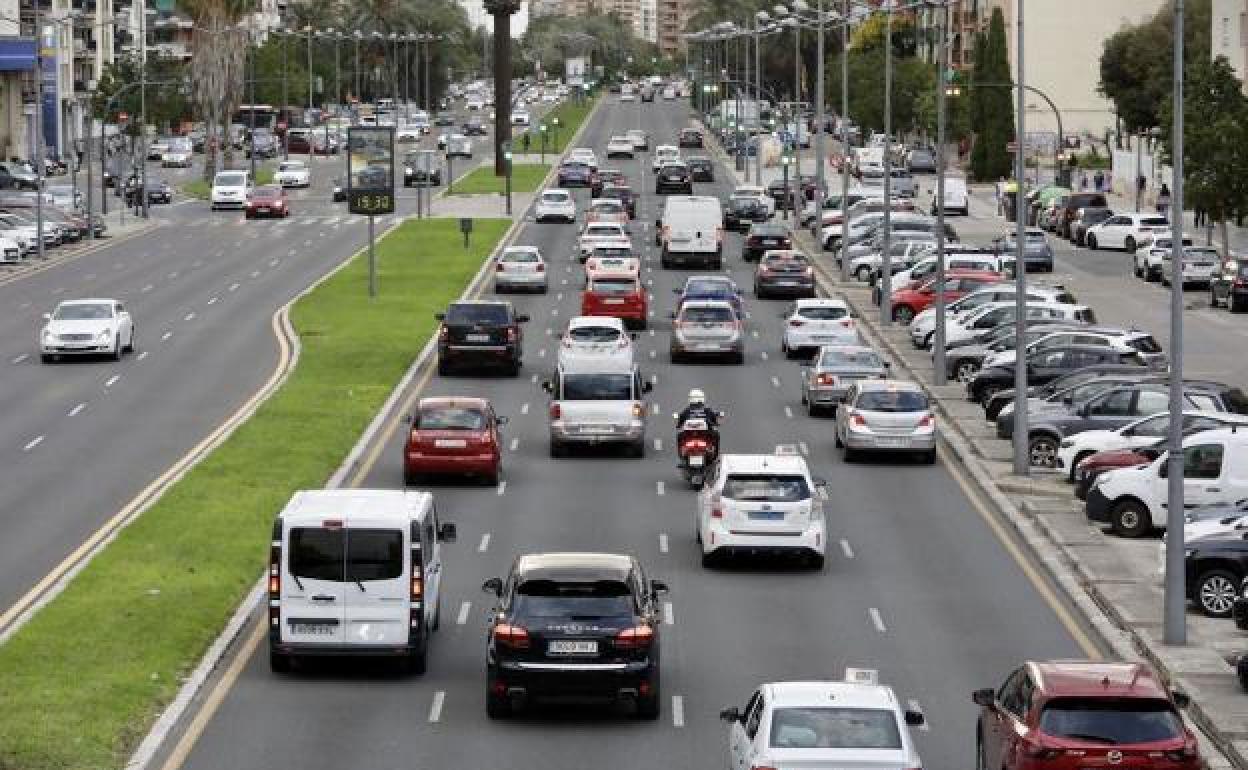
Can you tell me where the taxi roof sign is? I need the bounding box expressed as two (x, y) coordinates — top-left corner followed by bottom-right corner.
(845, 668), (879, 685)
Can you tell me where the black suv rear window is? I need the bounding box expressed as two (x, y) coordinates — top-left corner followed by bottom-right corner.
(513, 579), (635, 617)
(289, 527), (403, 582)
(445, 303), (510, 325)
(1039, 698), (1182, 744)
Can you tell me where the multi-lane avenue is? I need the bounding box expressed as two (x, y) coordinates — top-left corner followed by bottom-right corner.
(152, 96), (1102, 770)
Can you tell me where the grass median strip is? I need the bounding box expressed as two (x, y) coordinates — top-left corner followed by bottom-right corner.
(0, 216), (510, 770)
(450, 163), (551, 195)
(181, 165), (275, 200)
(535, 97), (597, 153)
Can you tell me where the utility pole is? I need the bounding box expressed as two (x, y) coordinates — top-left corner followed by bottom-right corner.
(932, 0), (948, 384)
(839, 0), (850, 282)
(282, 29), (289, 159)
(33, 0), (45, 258)
(306, 25), (313, 116)
(248, 28), (256, 180)
(1011, 0), (1029, 476)
(880, 3), (894, 324)
(813, 0), (826, 240)
(139, 0), (148, 218)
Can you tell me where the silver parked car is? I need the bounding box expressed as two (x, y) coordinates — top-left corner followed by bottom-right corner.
(835, 379), (937, 463)
(494, 246), (548, 293)
(800, 345), (890, 415)
(669, 300), (745, 364)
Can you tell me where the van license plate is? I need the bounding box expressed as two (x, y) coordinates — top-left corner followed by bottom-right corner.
(290, 623), (336, 635)
(548, 640), (598, 655)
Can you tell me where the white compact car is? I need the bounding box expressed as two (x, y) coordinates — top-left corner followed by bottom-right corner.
(395, 124), (423, 143)
(568, 147), (599, 170)
(652, 145), (681, 173)
(696, 449), (826, 568)
(558, 316), (635, 368)
(781, 298), (859, 357)
(275, 160), (311, 188)
(40, 298), (135, 362)
(606, 136), (635, 159)
(210, 169), (252, 210)
(0, 235), (21, 263)
(534, 189), (576, 223)
(1084, 212), (1171, 252)
(494, 246), (548, 293)
(510, 110), (530, 126)
(720, 672), (925, 770)
(161, 148), (192, 168)
(578, 222), (630, 260)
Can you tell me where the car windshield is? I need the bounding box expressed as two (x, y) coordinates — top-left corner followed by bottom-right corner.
(278, 162), (305, 171)
(680, 305), (735, 323)
(856, 390), (929, 412)
(289, 527), (403, 583)
(502, 250), (539, 263)
(1141, 217), (1169, 227)
(542, 192), (569, 203)
(562, 373), (633, 400)
(512, 579), (634, 618)
(568, 326), (622, 344)
(820, 350), (881, 368)
(686, 280), (733, 295)
(587, 226), (623, 237)
(800, 306), (848, 320)
(590, 279), (638, 295)
(54, 303), (111, 320)
(769, 707), (902, 750)
(721, 474), (810, 501)
(594, 247), (632, 258)
(591, 202), (624, 215)
(418, 407), (486, 430)
(444, 304), (510, 325)
(215, 173), (245, 186)
(1038, 698), (1183, 744)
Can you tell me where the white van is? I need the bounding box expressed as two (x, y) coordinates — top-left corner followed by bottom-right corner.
(210, 169), (251, 210)
(656, 195), (723, 269)
(930, 175), (970, 216)
(543, 356), (653, 457)
(268, 489), (457, 674)
(1086, 428), (1248, 537)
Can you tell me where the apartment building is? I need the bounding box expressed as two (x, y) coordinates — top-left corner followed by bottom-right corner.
(656, 0), (689, 56)
(1213, 0), (1248, 85)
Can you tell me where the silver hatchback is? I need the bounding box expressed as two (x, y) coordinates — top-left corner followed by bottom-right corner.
(800, 345), (890, 415)
(670, 300), (745, 364)
(835, 379), (937, 463)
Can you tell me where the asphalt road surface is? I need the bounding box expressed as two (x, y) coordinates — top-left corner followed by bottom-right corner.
(156, 96), (1101, 770)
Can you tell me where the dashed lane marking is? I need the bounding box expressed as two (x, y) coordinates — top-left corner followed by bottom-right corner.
(760, 351), (769, 361)
(478, 533), (491, 553)
(184, 312), (195, 322)
(68, 403), (86, 417)
(817, 486), (829, 501)
(11, 353), (27, 364)
(207, 297), (218, 305)
(784, 406), (793, 419)
(770, 376), (781, 388)
(228, 282), (240, 291)
(663, 601), (674, 625)
(672, 696), (685, 728)
(105, 375), (120, 388)
(137, 351), (149, 361)
(142, 284), (153, 293)
(869, 607), (887, 633)
(22, 435), (43, 452)
(496, 480), (507, 496)
(659, 533), (669, 554)
(520, 402), (530, 415)
(840, 539), (855, 559)
(428, 691), (445, 723)
(656, 481), (665, 496)
(653, 438), (662, 451)
(509, 437), (519, 451)
(456, 601), (472, 626)
(161, 331), (172, 341)
(799, 441), (810, 455)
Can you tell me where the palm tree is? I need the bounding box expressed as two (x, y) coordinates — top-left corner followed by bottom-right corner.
(182, 0), (255, 180)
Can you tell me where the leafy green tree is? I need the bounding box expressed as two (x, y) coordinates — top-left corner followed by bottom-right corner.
(93, 53), (190, 135)
(968, 6), (1013, 181)
(1160, 55), (1248, 253)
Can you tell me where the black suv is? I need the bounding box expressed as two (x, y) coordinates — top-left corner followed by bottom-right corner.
(686, 157), (714, 182)
(742, 222), (792, 261)
(403, 152), (443, 187)
(1186, 533), (1248, 617)
(723, 197), (770, 232)
(765, 178), (798, 210)
(1211, 257), (1248, 313)
(967, 345), (1147, 404)
(599, 184), (637, 218)
(655, 164), (692, 195)
(482, 552), (667, 719)
(435, 301), (528, 376)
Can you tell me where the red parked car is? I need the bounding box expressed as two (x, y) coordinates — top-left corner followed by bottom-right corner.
(403, 397), (507, 486)
(974, 661), (1200, 770)
(889, 269), (1005, 323)
(244, 185), (290, 219)
(1073, 446), (1163, 500)
(581, 272), (647, 329)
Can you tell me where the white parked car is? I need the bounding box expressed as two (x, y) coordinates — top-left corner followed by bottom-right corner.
(578, 221), (630, 260)
(465, 97), (485, 111)
(1160, 244), (1220, 288)
(662, 86), (676, 100)
(558, 315), (634, 368)
(209, 169), (251, 210)
(494, 245), (548, 293)
(606, 136), (635, 159)
(394, 124), (423, 143)
(534, 189), (576, 223)
(274, 160), (311, 188)
(1133, 232), (1192, 282)
(781, 298), (858, 357)
(652, 145), (681, 173)
(160, 148), (192, 168)
(40, 298), (135, 362)
(1058, 411), (1248, 482)
(0, 234), (22, 263)
(1084, 212), (1170, 252)
(720, 673), (925, 770)
(695, 449), (826, 568)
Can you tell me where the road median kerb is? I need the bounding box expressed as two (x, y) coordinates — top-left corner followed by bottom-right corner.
(123, 103), (601, 770)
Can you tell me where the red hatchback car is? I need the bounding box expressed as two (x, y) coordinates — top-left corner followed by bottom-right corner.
(889, 269), (1005, 324)
(582, 272), (648, 329)
(403, 397), (506, 486)
(244, 185), (290, 219)
(974, 661), (1200, 770)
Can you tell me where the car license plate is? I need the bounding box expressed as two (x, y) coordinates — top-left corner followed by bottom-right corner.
(688, 455), (704, 467)
(465, 334), (491, 342)
(603, 298), (625, 304)
(289, 622), (336, 635)
(748, 511), (784, 521)
(435, 439), (467, 448)
(257, 207), (269, 213)
(875, 437), (910, 448)
(776, 280), (798, 286)
(582, 425), (613, 434)
(764, 239), (778, 245)
(548, 639), (597, 655)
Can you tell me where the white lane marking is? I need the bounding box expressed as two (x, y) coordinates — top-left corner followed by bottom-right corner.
(663, 601), (674, 625)
(659, 533), (669, 553)
(161, 331), (172, 341)
(817, 486), (829, 500)
(840, 539), (855, 559)
(228, 282), (240, 291)
(68, 402), (86, 417)
(869, 607), (887, 633)
(497, 480), (508, 496)
(656, 481), (666, 496)
(478, 533), (491, 553)
(520, 402), (530, 415)
(752, 329), (759, 338)
(168, 271), (178, 279)
(207, 297), (218, 305)
(653, 438), (663, 451)
(250, 270), (261, 278)
(104, 374), (120, 388)
(561, 278), (568, 285)
(770, 376), (781, 388)
(269, 258), (279, 267)
(538, 348), (546, 358)
(456, 601), (472, 625)
(530, 374), (538, 384)
(551, 308), (559, 316)
(651, 403), (660, 416)
(649, 350), (656, 359)
(22, 435), (43, 452)
(784, 406), (794, 419)
(428, 691), (445, 723)
(555, 293), (563, 301)
(907, 699), (930, 731)
(11, 353), (28, 364)
(192, 260), (203, 268)
(288, 248), (298, 256)
(184, 312), (195, 321)
(799, 441), (810, 455)
(672, 695), (685, 728)
(649, 329), (655, 337)
(760, 351), (769, 361)
(137, 351), (149, 361)
(509, 437), (519, 451)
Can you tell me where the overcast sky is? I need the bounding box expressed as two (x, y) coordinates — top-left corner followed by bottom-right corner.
(458, 0), (530, 37)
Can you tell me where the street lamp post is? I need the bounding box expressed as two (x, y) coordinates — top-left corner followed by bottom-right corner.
(354, 30), (362, 108)
(880, 1), (894, 325)
(504, 141), (513, 215)
(839, 1), (852, 282)
(282, 28), (290, 158)
(932, 0), (949, 385)
(539, 123), (546, 163)
(306, 26), (314, 114)
(1012, 0), (1029, 476)
(248, 27), (257, 181)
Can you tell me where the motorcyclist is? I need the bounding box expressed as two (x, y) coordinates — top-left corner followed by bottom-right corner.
(676, 389), (720, 431)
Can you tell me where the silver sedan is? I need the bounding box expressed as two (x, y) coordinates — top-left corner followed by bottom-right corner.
(835, 379), (937, 463)
(800, 345), (890, 416)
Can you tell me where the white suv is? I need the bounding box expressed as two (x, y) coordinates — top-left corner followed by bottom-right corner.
(1084, 212), (1170, 252)
(1133, 232), (1192, 282)
(210, 170), (251, 210)
(534, 189), (576, 223)
(696, 450), (826, 568)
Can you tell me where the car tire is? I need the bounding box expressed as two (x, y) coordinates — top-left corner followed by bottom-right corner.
(437, 358), (451, 376)
(731, 352), (744, 365)
(976, 384), (1001, 405)
(1028, 434), (1060, 468)
(112, 335), (122, 361)
(700, 549), (718, 568)
(550, 441), (565, 458)
(922, 449), (937, 465)
(954, 360), (979, 383)
(842, 445), (857, 462)
(1125, 236), (1137, 252)
(808, 552), (825, 570)
(636, 681), (661, 720)
(40, 353), (53, 364)
(1196, 569), (1240, 618)
(1109, 499), (1152, 538)
(630, 440), (646, 459)
(124, 328), (135, 353)
(269, 648), (292, 674)
(486, 686), (512, 719)
(484, 466), (501, 487)
(1232, 296), (1247, 314)
(892, 305), (915, 324)
(1086, 234), (1097, 250)
(1211, 289), (1222, 308)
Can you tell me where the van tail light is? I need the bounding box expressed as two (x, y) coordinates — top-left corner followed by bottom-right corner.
(411, 575), (423, 600)
(615, 625), (654, 650)
(711, 495), (724, 518)
(536, 263), (545, 272)
(817, 373), (837, 386)
(918, 414), (933, 427)
(632, 402), (644, 418)
(493, 623), (530, 649)
(851, 413), (867, 427)
(550, 403), (561, 419)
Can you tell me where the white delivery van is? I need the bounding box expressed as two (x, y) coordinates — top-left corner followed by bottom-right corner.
(930, 175), (970, 216)
(209, 169), (251, 210)
(543, 356), (653, 458)
(268, 488), (457, 674)
(1086, 428), (1248, 537)
(656, 195), (723, 269)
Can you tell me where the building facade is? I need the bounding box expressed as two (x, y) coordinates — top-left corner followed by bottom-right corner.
(1213, 0), (1248, 84)
(656, 0), (689, 56)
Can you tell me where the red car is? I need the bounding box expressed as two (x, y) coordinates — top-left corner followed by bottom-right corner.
(244, 185), (290, 219)
(888, 269), (1005, 323)
(581, 272), (647, 329)
(1073, 446), (1162, 500)
(974, 661), (1200, 770)
(403, 397), (506, 486)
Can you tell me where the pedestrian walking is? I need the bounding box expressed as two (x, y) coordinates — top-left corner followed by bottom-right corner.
(1093, 169), (1105, 192)
(522, 132), (531, 153)
(1195, 206), (1206, 229)
(1156, 183), (1171, 217)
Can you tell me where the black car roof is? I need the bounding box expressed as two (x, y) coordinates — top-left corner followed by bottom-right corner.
(514, 552), (634, 582)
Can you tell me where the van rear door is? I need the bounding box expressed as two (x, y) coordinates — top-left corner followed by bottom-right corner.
(342, 519), (410, 645)
(281, 522), (348, 645)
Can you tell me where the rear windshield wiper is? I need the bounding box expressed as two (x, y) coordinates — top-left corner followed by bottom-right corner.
(1059, 733), (1118, 745)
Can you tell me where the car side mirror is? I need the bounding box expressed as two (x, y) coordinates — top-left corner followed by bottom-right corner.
(541, 380), (553, 394)
(1171, 690), (1191, 709)
(655, 218), (662, 228)
(651, 579), (669, 596)
(904, 710), (926, 727)
(972, 688), (996, 707)
(718, 707), (742, 723)
(481, 577), (503, 596)
(495, 415), (509, 426)
(883, 361), (891, 369)
(437, 522), (457, 542)
(642, 381), (654, 394)
(434, 312), (446, 321)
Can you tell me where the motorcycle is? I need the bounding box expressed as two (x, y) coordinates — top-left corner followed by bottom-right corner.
(675, 412), (724, 489)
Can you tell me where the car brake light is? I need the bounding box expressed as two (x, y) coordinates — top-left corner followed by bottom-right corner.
(851, 413), (867, 426)
(506, 327), (517, 342)
(918, 414), (933, 427)
(536, 263), (545, 272)
(615, 625), (654, 649)
(632, 402), (644, 418)
(411, 575), (423, 599)
(817, 373), (837, 386)
(710, 496), (724, 518)
(493, 622), (530, 649)
(840, 318), (854, 327)
(789, 319), (804, 327)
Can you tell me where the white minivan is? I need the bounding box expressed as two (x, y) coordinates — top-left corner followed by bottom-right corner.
(210, 169), (251, 210)
(656, 195), (723, 269)
(930, 175), (970, 216)
(268, 488), (457, 674)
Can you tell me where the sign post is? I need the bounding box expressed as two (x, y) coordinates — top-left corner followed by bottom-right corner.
(460, 217), (473, 250)
(503, 141), (512, 216)
(347, 126), (396, 298)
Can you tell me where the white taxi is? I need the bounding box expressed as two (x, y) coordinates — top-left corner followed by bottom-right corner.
(696, 449), (826, 568)
(719, 671), (925, 770)
(275, 159), (311, 188)
(535, 189), (577, 223)
(558, 315), (635, 367)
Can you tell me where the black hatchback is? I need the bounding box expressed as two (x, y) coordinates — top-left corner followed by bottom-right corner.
(724, 197), (770, 232)
(686, 157), (714, 182)
(482, 552), (668, 719)
(742, 222), (792, 261)
(655, 164), (692, 195)
(967, 345), (1147, 404)
(435, 301), (529, 376)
